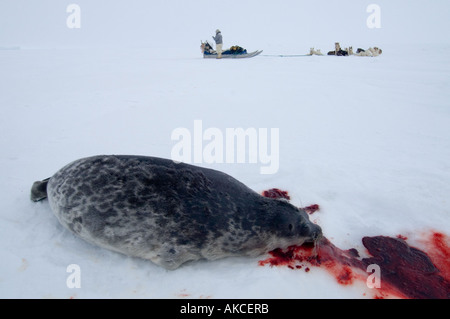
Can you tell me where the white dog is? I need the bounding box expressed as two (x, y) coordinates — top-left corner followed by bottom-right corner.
(355, 47), (382, 57)
(344, 47), (354, 55)
(308, 47), (323, 56)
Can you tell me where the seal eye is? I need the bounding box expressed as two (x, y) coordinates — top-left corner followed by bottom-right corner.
(288, 224), (293, 232)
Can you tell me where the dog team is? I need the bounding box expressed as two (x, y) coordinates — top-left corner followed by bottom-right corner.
(308, 42), (382, 57)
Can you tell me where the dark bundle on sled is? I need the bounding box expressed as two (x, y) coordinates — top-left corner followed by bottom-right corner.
(327, 42), (350, 56)
(223, 45), (247, 55)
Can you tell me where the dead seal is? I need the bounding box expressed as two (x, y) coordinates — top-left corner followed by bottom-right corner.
(31, 155), (322, 270)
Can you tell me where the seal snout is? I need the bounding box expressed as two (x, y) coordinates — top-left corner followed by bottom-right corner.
(304, 223), (323, 244)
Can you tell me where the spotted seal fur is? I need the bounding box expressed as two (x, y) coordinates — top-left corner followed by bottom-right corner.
(31, 155), (322, 270)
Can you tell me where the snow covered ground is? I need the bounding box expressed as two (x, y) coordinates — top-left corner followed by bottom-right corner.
(1, 0), (449, 299)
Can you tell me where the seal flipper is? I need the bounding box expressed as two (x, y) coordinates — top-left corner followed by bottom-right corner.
(30, 178), (50, 202)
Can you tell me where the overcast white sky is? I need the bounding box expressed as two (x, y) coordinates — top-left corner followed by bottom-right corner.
(1, 0), (449, 49)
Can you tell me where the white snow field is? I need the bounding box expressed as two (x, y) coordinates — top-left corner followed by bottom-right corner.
(0, 0), (449, 299)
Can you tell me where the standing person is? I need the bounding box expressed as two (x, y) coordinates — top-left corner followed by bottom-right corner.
(212, 29), (223, 59)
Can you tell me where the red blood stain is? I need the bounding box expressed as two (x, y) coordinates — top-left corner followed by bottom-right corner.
(303, 204), (320, 214)
(177, 289), (191, 298)
(259, 189), (450, 298)
(259, 238), (362, 284)
(420, 232), (450, 281)
(259, 232), (450, 299)
(368, 233), (450, 299)
(262, 188), (290, 200)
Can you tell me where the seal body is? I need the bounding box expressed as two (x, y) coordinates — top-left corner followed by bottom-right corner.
(38, 155), (322, 269)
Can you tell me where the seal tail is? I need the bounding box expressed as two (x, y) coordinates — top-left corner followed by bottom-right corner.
(30, 178), (50, 202)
